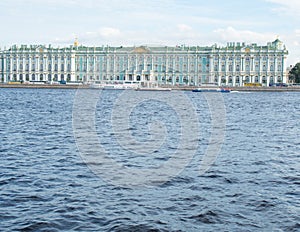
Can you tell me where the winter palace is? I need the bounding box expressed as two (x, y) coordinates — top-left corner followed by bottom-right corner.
(0, 38), (288, 86)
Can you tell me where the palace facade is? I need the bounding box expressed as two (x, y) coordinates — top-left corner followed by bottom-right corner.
(0, 39), (288, 86)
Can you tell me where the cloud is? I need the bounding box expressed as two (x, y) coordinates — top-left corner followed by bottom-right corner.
(265, 0), (300, 16)
(177, 24), (192, 32)
(99, 27), (121, 37)
(213, 27), (276, 44)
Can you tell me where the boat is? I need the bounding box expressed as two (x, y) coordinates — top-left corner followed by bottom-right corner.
(90, 82), (139, 90)
(192, 88), (231, 93)
(135, 87), (172, 91)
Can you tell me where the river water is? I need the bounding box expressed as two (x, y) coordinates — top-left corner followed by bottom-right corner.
(0, 88), (299, 231)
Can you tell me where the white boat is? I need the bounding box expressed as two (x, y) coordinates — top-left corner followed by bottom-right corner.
(192, 88), (231, 93)
(90, 82), (139, 90)
(135, 87), (172, 91)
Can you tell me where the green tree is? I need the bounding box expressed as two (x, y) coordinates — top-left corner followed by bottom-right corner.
(289, 62), (300, 83)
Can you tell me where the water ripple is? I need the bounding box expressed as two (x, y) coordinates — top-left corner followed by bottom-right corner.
(0, 89), (299, 231)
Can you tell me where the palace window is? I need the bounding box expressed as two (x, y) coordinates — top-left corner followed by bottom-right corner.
(263, 65), (267, 71)
(277, 65), (282, 71)
(246, 65), (250, 72)
(221, 64), (225, 72)
(255, 64), (259, 71)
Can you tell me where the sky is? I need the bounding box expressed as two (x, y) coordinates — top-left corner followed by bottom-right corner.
(0, 0), (299, 65)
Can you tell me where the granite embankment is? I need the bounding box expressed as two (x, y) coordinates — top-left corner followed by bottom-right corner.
(1, 83), (300, 91)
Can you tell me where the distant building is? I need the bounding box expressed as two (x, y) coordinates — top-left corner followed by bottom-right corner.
(0, 38), (288, 86)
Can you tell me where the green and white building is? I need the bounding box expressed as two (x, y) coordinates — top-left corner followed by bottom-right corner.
(0, 38), (288, 86)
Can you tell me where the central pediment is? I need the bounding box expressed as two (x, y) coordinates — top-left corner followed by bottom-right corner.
(131, 46), (151, 54)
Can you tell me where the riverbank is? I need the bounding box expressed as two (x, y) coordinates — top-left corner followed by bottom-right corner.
(1, 83), (300, 91)
(0, 83), (89, 89)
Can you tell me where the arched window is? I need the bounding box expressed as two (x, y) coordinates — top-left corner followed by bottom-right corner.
(246, 65), (250, 72)
(278, 65), (282, 71)
(32, 74), (35, 81)
(221, 77), (226, 83)
(40, 74), (43, 81)
(48, 74), (52, 81)
(221, 65), (225, 71)
(263, 65), (267, 71)
(183, 76), (188, 84)
(277, 76), (282, 82)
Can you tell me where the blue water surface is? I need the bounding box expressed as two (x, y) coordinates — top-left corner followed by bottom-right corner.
(0, 88), (299, 231)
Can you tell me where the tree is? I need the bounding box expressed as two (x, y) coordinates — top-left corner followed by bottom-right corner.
(289, 62), (300, 83)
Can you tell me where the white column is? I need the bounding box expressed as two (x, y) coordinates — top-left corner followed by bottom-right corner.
(71, 52), (76, 81)
(266, 55), (269, 83)
(209, 55), (214, 83)
(3, 58), (7, 82)
(282, 55), (287, 83)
